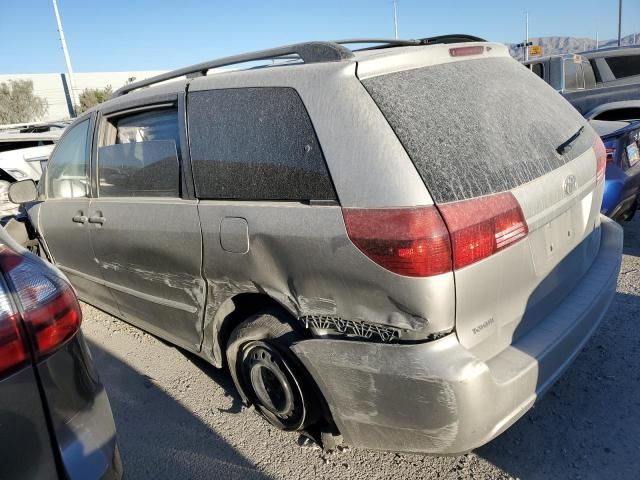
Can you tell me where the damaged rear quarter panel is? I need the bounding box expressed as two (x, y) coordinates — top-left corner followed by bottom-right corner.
(198, 202), (455, 365)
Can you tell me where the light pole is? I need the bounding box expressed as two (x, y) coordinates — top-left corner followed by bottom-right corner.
(525, 11), (529, 62)
(51, 0), (77, 117)
(393, 0), (399, 40)
(618, 0), (622, 47)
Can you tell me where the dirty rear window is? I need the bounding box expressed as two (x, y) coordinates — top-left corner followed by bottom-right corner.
(362, 57), (594, 203)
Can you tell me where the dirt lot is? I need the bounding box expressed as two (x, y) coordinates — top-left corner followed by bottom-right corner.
(82, 217), (640, 480)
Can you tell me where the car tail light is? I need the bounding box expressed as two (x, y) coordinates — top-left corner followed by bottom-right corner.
(449, 46), (484, 57)
(603, 139), (616, 165)
(343, 193), (528, 276)
(0, 246), (81, 362)
(438, 192), (528, 270)
(0, 285), (28, 378)
(594, 137), (607, 183)
(342, 206), (452, 277)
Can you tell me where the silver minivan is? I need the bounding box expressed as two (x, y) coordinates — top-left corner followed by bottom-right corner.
(9, 36), (623, 454)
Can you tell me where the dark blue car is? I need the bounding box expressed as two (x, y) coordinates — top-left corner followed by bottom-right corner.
(591, 119), (640, 221)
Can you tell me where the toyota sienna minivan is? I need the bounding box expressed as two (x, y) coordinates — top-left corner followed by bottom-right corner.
(8, 35), (623, 454)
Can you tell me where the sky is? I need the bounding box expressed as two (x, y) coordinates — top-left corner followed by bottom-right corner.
(1, 0), (639, 74)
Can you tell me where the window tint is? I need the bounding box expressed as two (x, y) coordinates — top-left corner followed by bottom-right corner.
(605, 55), (640, 79)
(98, 109), (180, 197)
(187, 87), (336, 201)
(563, 60), (582, 90)
(46, 119), (90, 199)
(583, 61), (597, 88)
(362, 57), (592, 203)
(531, 63), (544, 79)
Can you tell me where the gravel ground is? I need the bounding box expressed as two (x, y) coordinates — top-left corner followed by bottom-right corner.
(82, 217), (640, 480)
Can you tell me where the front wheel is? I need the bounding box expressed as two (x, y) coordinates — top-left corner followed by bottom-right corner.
(226, 311), (318, 431)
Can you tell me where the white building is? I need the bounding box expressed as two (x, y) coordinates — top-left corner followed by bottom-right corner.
(0, 71), (165, 121)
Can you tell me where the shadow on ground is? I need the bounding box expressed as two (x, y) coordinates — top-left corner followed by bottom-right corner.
(86, 339), (271, 480)
(477, 216), (640, 480)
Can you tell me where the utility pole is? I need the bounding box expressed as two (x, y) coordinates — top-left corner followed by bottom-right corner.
(392, 0), (399, 40)
(51, 0), (77, 117)
(525, 11), (529, 62)
(618, 0), (622, 47)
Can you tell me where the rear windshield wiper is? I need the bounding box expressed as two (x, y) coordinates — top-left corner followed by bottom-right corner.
(556, 126), (585, 155)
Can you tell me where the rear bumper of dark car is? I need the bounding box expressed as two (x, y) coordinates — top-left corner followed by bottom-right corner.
(38, 333), (122, 479)
(54, 386), (122, 480)
(292, 215), (623, 455)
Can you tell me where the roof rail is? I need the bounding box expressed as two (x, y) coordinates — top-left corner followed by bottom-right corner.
(112, 35), (486, 97)
(334, 35), (486, 49)
(333, 38), (422, 47)
(112, 41), (354, 97)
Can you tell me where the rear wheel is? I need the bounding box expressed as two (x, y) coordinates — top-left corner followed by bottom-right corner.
(226, 311), (317, 431)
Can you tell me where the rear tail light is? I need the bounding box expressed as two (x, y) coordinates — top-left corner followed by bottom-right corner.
(342, 206), (452, 277)
(342, 192), (528, 276)
(439, 192), (528, 270)
(0, 288), (28, 378)
(603, 139), (616, 166)
(594, 136), (607, 183)
(0, 246), (81, 378)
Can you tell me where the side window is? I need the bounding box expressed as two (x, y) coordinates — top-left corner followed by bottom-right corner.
(605, 55), (640, 79)
(97, 108), (180, 198)
(531, 62), (544, 79)
(46, 119), (90, 199)
(583, 61), (597, 89)
(563, 60), (581, 90)
(187, 87), (336, 201)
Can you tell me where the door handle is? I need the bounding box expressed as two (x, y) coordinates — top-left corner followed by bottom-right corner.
(88, 215), (106, 225)
(72, 215), (88, 224)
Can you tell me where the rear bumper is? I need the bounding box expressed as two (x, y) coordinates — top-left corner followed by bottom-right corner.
(38, 333), (122, 479)
(55, 387), (123, 480)
(292, 215), (622, 454)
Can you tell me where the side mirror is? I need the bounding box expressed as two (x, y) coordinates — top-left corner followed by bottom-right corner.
(8, 179), (38, 204)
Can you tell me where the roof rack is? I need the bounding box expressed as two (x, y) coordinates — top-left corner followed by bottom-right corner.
(112, 41), (354, 97)
(113, 35), (487, 97)
(334, 38), (422, 48)
(333, 34), (487, 51)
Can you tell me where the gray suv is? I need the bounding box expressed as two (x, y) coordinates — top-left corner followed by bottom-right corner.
(9, 36), (623, 455)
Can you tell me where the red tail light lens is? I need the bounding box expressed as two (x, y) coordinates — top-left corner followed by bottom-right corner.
(439, 192), (528, 270)
(0, 297), (28, 378)
(0, 247), (81, 361)
(22, 288), (81, 357)
(342, 206), (452, 277)
(594, 136), (607, 183)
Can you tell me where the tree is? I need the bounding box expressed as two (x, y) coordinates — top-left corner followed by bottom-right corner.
(75, 85), (113, 114)
(0, 80), (49, 124)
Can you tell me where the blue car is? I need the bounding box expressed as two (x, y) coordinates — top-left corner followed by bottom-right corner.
(591, 119), (640, 221)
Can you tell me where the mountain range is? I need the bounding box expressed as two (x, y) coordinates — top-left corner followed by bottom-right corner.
(508, 33), (640, 60)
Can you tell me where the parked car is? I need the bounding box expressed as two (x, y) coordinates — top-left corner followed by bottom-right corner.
(8, 36), (623, 455)
(525, 47), (640, 121)
(0, 130), (63, 217)
(590, 119), (640, 221)
(0, 218), (121, 479)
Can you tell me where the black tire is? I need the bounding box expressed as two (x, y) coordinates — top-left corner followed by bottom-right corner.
(226, 310), (317, 431)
